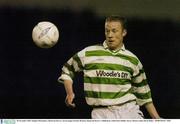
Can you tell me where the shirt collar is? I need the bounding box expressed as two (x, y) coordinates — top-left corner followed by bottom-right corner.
(103, 40), (126, 52)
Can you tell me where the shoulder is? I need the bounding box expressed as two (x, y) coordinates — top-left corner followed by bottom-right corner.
(122, 48), (141, 66)
(79, 43), (104, 52)
(84, 43), (104, 50)
(124, 49), (138, 59)
(124, 49), (145, 70)
(77, 43), (104, 57)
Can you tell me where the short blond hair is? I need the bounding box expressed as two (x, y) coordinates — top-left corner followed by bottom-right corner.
(105, 15), (127, 30)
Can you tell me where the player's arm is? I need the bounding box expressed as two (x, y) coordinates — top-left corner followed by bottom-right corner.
(145, 102), (161, 119)
(132, 61), (161, 119)
(58, 51), (84, 108)
(63, 79), (75, 108)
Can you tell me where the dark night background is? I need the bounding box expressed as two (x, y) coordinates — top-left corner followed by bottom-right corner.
(0, 0), (180, 119)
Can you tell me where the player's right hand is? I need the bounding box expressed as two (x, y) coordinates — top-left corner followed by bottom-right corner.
(65, 93), (76, 108)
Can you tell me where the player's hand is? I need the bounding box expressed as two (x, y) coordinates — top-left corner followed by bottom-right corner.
(65, 93), (76, 108)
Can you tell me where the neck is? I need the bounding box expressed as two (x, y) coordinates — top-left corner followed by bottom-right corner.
(110, 43), (123, 51)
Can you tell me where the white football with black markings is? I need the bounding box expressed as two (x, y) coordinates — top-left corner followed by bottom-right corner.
(32, 21), (59, 48)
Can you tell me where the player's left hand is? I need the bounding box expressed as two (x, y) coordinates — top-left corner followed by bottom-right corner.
(65, 93), (76, 108)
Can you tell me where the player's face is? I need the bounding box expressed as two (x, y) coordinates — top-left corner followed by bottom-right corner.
(105, 21), (127, 50)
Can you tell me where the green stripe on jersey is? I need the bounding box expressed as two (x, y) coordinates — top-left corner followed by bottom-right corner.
(84, 77), (131, 85)
(64, 63), (75, 78)
(72, 54), (83, 70)
(133, 91), (151, 99)
(133, 69), (145, 78)
(86, 50), (139, 65)
(85, 63), (133, 74)
(86, 50), (111, 56)
(85, 90), (131, 99)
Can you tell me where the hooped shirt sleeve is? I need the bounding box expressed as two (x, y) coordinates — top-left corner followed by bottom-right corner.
(131, 61), (153, 106)
(58, 49), (85, 83)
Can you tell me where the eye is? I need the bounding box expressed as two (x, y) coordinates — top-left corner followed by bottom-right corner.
(105, 29), (110, 33)
(112, 29), (117, 33)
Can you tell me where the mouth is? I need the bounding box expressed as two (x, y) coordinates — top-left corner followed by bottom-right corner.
(107, 40), (114, 43)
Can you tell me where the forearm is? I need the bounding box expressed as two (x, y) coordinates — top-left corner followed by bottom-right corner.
(145, 102), (161, 119)
(63, 80), (76, 107)
(63, 80), (74, 95)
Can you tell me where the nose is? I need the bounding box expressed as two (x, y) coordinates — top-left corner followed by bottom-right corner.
(107, 31), (113, 38)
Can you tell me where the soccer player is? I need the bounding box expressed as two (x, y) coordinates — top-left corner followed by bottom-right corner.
(58, 15), (161, 119)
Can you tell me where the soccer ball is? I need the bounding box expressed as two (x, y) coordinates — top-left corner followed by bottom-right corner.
(32, 21), (59, 48)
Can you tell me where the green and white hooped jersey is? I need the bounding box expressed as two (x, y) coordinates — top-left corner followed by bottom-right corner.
(58, 41), (152, 106)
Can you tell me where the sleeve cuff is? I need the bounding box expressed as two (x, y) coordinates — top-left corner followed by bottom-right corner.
(58, 74), (73, 84)
(137, 98), (153, 106)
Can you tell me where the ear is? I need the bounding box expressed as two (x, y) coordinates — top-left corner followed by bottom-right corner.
(122, 29), (127, 37)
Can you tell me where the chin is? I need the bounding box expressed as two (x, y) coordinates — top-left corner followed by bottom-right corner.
(108, 46), (116, 50)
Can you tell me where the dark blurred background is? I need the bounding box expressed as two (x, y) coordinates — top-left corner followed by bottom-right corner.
(0, 0), (180, 119)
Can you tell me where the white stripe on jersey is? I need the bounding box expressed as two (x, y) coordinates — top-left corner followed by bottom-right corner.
(62, 66), (70, 75)
(137, 98), (152, 106)
(77, 48), (86, 67)
(84, 45), (106, 51)
(72, 58), (80, 72)
(85, 93), (136, 106)
(133, 73), (147, 83)
(66, 57), (80, 72)
(58, 74), (73, 83)
(84, 83), (131, 93)
(132, 85), (150, 94)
